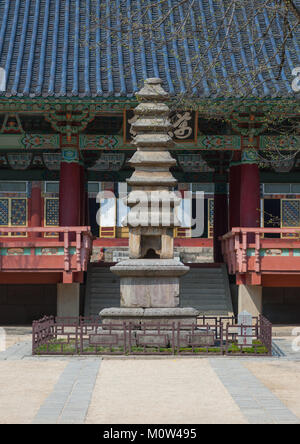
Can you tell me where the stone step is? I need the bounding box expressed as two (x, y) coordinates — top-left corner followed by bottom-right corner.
(181, 284), (226, 290)
(84, 264), (233, 317)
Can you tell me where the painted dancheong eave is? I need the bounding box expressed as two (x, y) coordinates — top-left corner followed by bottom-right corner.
(0, 227), (93, 283)
(221, 228), (300, 285)
(0, 134), (299, 151)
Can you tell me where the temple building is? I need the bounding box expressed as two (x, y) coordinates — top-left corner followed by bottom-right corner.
(0, 0), (299, 324)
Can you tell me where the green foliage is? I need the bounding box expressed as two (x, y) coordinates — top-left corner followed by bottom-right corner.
(34, 339), (268, 356)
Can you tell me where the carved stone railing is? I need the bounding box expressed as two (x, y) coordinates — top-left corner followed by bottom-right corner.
(221, 228), (300, 284)
(0, 227), (93, 281)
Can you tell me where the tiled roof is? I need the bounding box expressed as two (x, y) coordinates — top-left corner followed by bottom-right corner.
(0, 0), (299, 98)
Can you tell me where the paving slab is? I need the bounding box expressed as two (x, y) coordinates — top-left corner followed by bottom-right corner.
(86, 358), (247, 424)
(0, 360), (67, 424)
(210, 359), (300, 424)
(32, 359), (101, 424)
(245, 360), (300, 422)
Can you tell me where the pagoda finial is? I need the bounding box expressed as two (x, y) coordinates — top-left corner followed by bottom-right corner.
(127, 78), (176, 188)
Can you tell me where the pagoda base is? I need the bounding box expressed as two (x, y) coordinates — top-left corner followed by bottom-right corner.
(89, 325), (215, 348)
(97, 308), (214, 348)
(99, 307), (199, 330)
(110, 259), (190, 308)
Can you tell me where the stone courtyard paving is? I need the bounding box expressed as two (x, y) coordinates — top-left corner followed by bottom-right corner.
(1, 326), (32, 350)
(0, 360), (67, 424)
(86, 359), (247, 424)
(1, 327), (300, 424)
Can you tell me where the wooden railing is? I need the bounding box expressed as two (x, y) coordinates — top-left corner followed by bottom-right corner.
(0, 227), (93, 277)
(221, 228), (300, 275)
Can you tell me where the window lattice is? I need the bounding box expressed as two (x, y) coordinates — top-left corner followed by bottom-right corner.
(0, 199), (9, 226)
(11, 199), (27, 226)
(282, 200), (300, 228)
(0, 198), (27, 237)
(45, 198), (59, 226)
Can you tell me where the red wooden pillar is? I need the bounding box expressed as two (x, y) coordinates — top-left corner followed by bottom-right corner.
(240, 152), (260, 228)
(85, 186), (90, 226)
(213, 180), (228, 263)
(30, 181), (42, 238)
(79, 163), (86, 226)
(59, 148), (81, 239)
(229, 163), (241, 230)
(239, 150), (260, 245)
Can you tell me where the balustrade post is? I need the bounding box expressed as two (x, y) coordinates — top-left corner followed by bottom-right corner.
(255, 231), (261, 273)
(64, 230), (70, 272)
(241, 231), (247, 273)
(76, 231), (81, 271)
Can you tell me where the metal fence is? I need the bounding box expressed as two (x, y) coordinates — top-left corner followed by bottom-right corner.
(32, 315), (272, 356)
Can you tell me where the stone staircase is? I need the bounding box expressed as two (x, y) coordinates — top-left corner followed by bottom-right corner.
(180, 265), (233, 316)
(84, 264), (233, 317)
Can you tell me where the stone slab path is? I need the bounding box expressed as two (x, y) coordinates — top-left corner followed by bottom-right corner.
(210, 359), (300, 424)
(32, 360), (101, 424)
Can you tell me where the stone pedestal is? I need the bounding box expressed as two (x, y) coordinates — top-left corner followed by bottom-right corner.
(111, 259), (189, 308)
(99, 260), (199, 328)
(100, 307), (199, 330)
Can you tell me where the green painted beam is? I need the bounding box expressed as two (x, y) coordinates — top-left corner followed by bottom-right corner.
(0, 134), (299, 151)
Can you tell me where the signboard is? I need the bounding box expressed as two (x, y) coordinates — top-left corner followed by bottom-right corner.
(124, 110), (197, 144)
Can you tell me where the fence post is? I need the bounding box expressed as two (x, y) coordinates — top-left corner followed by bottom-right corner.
(172, 322), (175, 355)
(220, 322), (224, 355)
(225, 323), (229, 354)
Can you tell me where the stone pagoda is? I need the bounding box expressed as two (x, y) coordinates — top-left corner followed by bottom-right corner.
(100, 78), (198, 328)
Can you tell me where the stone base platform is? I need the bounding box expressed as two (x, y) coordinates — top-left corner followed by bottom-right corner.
(99, 307), (200, 330)
(89, 326), (215, 349)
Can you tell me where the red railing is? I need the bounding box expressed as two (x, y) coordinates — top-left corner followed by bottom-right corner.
(221, 227), (300, 275)
(0, 227), (93, 274)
